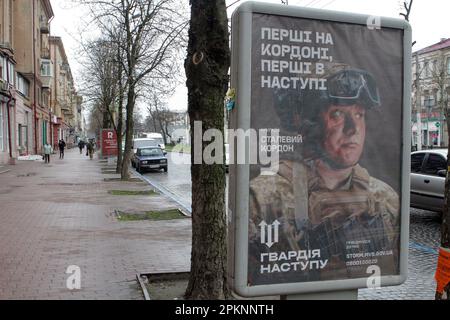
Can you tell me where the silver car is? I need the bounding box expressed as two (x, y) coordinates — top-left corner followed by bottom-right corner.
(410, 149), (447, 212)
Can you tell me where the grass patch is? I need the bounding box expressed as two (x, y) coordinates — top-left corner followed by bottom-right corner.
(165, 144), (190, 154)
(108, 189), (157, 196)
(104, 177), (143, 182)
(116, 209), (186, 221)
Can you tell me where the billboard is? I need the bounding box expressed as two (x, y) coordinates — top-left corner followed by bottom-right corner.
(228, 1), (411, 297)
(101, 129), (118, 157)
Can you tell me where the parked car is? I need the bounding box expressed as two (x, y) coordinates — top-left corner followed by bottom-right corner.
(132, 146), (168, 173)
(225, 143), (229, 173)
(410, 149), (447, 213)
(143, 132), (165, 150)
(131, 138), (159, 155)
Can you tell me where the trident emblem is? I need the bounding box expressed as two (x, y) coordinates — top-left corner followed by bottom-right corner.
(259, 220), (280, 248)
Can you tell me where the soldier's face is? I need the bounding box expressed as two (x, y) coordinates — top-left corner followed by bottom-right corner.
(321, 104), (366, 168)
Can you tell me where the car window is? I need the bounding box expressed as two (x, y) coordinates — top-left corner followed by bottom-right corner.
(140, 148), (163, 156)
(423, 154), (447, 175)
(411, 153), (425, 173)
(134, 140), (157, 149)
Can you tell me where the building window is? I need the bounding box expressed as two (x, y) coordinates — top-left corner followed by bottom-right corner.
(0, 105), (4, 151)
(40, 59), (52, 77)
(43, 92), (49, 108)
(8, 61), (14, 86)
(0, 56), (5, 80)
(16, 73), (30, 97)
(447, 57), (450, 75)
(424, 61), (429, 77)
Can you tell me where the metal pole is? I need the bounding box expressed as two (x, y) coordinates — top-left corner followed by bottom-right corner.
(415, 52), (422, 150)
(282, 289), (358, 300)
(427, 103), (430, 148)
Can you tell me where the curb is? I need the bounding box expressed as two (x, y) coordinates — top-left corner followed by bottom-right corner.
(136, 273), (151, 300)
(133, 170), (192, 216)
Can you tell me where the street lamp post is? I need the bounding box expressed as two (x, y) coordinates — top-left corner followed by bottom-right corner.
(424, 98), (430, 148)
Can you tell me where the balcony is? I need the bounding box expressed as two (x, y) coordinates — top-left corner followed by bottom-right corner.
(60, 102), (70, 111)
(0, 42), (13, 55)
(41, 48), (50, 59)
(0, 79), (9, 93)
(41, 76), (51, 89)
(40, 20), (49, 34)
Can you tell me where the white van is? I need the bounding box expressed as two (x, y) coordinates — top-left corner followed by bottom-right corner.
(143, 132), (165, 150)
(132, 138), (159, 154)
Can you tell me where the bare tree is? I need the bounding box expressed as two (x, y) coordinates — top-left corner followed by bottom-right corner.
(146, 95), (177, 145)
(399, 0), (416, 46)
(80, 0), (188, 179)
(79, 34), (126, 173)
(185, 0), (230, 299)
(431, 54), (450, 120)
(430, 52), (450, 300)
(86, 103), (104, 138)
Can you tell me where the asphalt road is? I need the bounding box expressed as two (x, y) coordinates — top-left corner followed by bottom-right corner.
(137, 152), (192, 212)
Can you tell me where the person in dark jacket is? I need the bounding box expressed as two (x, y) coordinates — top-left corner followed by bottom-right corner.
(58, 139), (66, 159)
(78, 140), (85, 154)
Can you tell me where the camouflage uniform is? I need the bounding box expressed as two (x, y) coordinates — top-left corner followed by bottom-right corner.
(248, 160), (400, 285)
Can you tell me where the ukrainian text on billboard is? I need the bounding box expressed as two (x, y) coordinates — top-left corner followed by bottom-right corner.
(247, 14), (403, 285)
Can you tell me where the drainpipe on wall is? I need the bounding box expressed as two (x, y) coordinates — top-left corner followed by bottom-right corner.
(6, 55), (15, 165)
(6, 95), (14, 164)
(32, 0), (38, 154)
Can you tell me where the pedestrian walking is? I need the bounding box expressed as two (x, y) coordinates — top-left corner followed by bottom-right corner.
(58, 139), (66, 159)
(43, 142), (53, 164)
(87, 139), (95, 160)
(78, 140), (85, 154)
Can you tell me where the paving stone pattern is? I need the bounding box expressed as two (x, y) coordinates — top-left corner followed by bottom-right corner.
(359, 208), (441, 300)
(0, 149), (191, 300)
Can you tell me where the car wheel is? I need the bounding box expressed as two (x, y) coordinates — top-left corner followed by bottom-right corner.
(164, 167), (168, 173)
(137, 164), (142, 173)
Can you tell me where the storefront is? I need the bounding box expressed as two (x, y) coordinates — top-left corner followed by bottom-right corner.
(15, 96), (32, 155)
(412, 120), (447, 149)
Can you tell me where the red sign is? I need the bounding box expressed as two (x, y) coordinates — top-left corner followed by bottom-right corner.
(435, 248), (450, 295)
(101, 129), (118, 157)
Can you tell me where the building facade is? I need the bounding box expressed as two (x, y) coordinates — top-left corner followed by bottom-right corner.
(0, 0), (16, 164)
(412, 38), (450, 150)
(13, 0), (54, 155)
(0, 0), (82, 165)
(49, 36), (83, 148)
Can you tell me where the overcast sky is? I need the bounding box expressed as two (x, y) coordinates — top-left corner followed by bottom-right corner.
(50, 0), (450, 112)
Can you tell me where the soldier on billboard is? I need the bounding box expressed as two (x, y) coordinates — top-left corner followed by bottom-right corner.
(249, 67), (400, 284)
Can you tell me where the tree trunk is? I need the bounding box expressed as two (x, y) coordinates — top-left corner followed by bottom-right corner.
(116, 94), (124, 174)
(102, 108), (110, 129)
(436, 115), (450, 300)
(121, 84), (135, 180)
(184, 0), (230, 299)
(116, 72), (125, 173)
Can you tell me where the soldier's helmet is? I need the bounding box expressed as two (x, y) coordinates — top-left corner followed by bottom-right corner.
(317, 67), (381, 110)
(277, 66), (381, 161)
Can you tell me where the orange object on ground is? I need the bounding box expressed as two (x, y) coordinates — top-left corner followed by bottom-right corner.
(435, 247), (450, 294)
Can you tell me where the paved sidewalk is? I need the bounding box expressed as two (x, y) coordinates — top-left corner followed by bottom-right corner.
(0, 149), (191, 300)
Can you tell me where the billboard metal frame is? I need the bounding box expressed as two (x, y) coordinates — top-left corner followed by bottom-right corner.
(227, 0), (412, 297)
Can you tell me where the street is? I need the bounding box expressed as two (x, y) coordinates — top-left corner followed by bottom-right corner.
(137, 152), (229, 214)
(137, 152), (192, 213)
